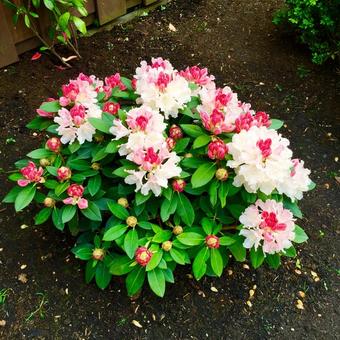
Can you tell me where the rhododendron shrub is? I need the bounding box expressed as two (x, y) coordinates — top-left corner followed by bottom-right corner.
(3, 58), (314, 297)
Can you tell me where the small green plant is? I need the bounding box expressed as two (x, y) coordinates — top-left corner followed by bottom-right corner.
(25, 292), (48, 321)
(273, 0), (340, 65)
(0, 288), (11, 305)
(1, 0), (88, 67)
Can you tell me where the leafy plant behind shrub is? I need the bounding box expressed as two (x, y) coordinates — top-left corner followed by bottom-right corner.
(3, 58), (314, 297)
(273, 0), (340, 64)
(2, 0), (88, 66)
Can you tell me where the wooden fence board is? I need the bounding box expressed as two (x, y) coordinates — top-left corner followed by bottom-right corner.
(126, 0), (142, 8)
(96, 0), (126, 25)
(143, 0), (158, 5)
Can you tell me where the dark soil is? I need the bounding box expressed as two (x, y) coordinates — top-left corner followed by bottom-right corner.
(0, 0), (339, 339)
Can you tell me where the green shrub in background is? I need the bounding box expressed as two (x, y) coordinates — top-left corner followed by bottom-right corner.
(273, 0), (340, 64)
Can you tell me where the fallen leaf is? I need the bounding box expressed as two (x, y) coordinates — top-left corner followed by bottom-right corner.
(168, 23), (177, 32)
(20, 224), (29, 230)
(18, 273), (28, 284)
(31, 52), (42, 61)
(132, 320), (142, 328)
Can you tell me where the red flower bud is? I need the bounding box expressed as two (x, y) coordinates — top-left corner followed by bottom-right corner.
(205, 235), (220, 249)
(67, 184), (84, 198)
(103, 101), (120, 115)
(207, 139), (228, 160)
(166, 137), (176, 150)
(135, 247), (152, 267)
(57, 166), (72, 181)
(172, 179), (186, 193)
(169, 125), (183, 140)
(46, 137), (62, 152)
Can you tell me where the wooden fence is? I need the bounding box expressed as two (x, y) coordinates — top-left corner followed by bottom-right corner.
(0, 0), (159, 68)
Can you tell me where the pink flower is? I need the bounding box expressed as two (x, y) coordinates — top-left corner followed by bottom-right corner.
(70, 105), (86, 126)
(172, 179), (186, 192)
(235, 111), (271, 133)
(131, 78), (137, 90)
(36, 98), (56, 118)
(46, 137), (61, 152)
(18, 161), (44, 187)
(135, 247), (152, 267)
(166, 137), (176, 150)
(200, 109), (233, 135)
(105, 73), (126, 91)
(63, 184), (88, 209)
(169, 125), (183, 140)
(205, 235), (220, 248)
(256, 138), (272, 158)
(179, 66), (215, 85)
(207, 139), (228, 160)
(57, 167), (72, 181)
(156, 72), (171, 91)
(103, 101), (120, 115)
(239, 199), (295, 254)
(61, 83), (79, 102)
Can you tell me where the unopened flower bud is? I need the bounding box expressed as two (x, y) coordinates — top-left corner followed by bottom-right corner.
(46, 137), (61, 152)
(215, 168), (229, 181)
(172, 179), (186, 193)
(205, 235), (220, 249)
(173, 225), (183, 235)
(44, 197), (55, 207)
(184, 153), (193, 158)
(94, 134), (104, 143)
(118, 197), (129, 208)
(135, 247), (152, 267)
(166, 137), (176, 150)
(126, 216), (137, 227)
(91, 162), (100, 170)
(39, 158), (50, 167)
(162, 241), (173, 252)
(208, 139), (228, 160)
(57, 166), (72, 181)
(169, 124), (183, 140)
(92, 248), (105, 261)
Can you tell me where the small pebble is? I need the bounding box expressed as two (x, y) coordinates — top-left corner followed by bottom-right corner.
(0, 320), (6, 327)
(252, 284), (257, 290)
(335, 157), (339, 162)
(294, 269), (302, 275)
(20, 264), (27, 270)
(249, 289), (255, 298)
(210, 286), (218, 293)
(246, 300), (252, 307)
(242, 264), (250, 270)
(18, 273), (28, 283)
(227, 269), (233, 276)
(298, 291), (305, 298)
(20, 224), (29, 230)
(296, 299), (304, 310)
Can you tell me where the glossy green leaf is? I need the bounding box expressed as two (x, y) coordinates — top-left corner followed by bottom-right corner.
(147, 268), (165, 297)
(14, 184), (36, 212)
(191, 162), (216, 188)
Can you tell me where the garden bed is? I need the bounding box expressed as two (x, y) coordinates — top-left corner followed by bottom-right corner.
(0, 0), (339, 338)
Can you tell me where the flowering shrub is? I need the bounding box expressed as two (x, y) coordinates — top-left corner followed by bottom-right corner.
(3, 58), (314, 297)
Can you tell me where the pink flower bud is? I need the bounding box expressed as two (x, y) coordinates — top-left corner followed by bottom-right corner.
(18, 161), (44, 186)
(169, 125), (183, 140)
(57, 167), (72, 181)
(103, 101), (120, 115)
(205, 235), (220, 249)
(172, 179), (186, 193)
(70, 105), (86, 126)
(92, 248), (105, 261)
(207, 140), (228, 160)
(166, 137), (176, 150)
(46, 137), (62, 152)
(135, 247), (152, 267)
(67, 184), (84, 198)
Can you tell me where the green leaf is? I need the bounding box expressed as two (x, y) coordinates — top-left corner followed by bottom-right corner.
(146, 250), (163, 271)
(193, 247), (209, 280)
(284, 246), (297, 257)
(2, 186), (22, 203)
(294, 225), (308, 243)
(250, 248), (265, 269)
(135, 191), (151, 205)
(43, 0), (54, 10)
(180, 124), (206, 138)
(126, 266), (145, 296)
(107, 201), (129, 220)
(269, 119), (284, 130)
(24, 14), (30, 28)
(191, 162), (216, 188)
(176, 193), (195, 226)
(81, 201), (102, 221)
(85, 259), (96, 283)
(177, 232), (204, 246)
(209, 180), (219, 206)
(265, 254), (281, 269)
(67, 159), (90, 171)
(58, 12), (70, 30)
(105, 140), (120, 153)
(210, 248), (223, 277)
(228, 204), (245, 219)
(52, 208), (64, 231)
(72, 243), (93, 260)
(173, 138), (190, 153)
(283, 199), (303, 218)
(15, 185), (36, 211)
(228, 237), (246, 262)
(95, 262), (111, 289)
(55, 181), (69, 196)
(88, 117), (110, 133)
(61, 204), (77, 223)
(124, 229), (138, 259)
(218, 181), (229, 208)
(308, 180), (316, 191)
(88, 174), (102, 196)
(219, 236), (235, 246)
(193, 135), (211, 149)
(152, 230), (172, 243)
(169, 248), (186, 265)
(39, 100), (60, 112)
(27, 148), (53, 159)
(72, 16), (87, 34)
(164, 268), (175, 283)
(201, 217), (214, 235)
(147, 268), (165, 297)
(26, 116), (51, 130)
(160, 196), (177, 222)
(34, 207), (52, 225)
(103, 224), (127, 241)
(92, 147), (108, 162)
(110, 255), (134, 275)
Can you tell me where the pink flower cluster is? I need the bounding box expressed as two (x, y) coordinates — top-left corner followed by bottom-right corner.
(17, 161), (44, 187)
(239, 199), (295, 254)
